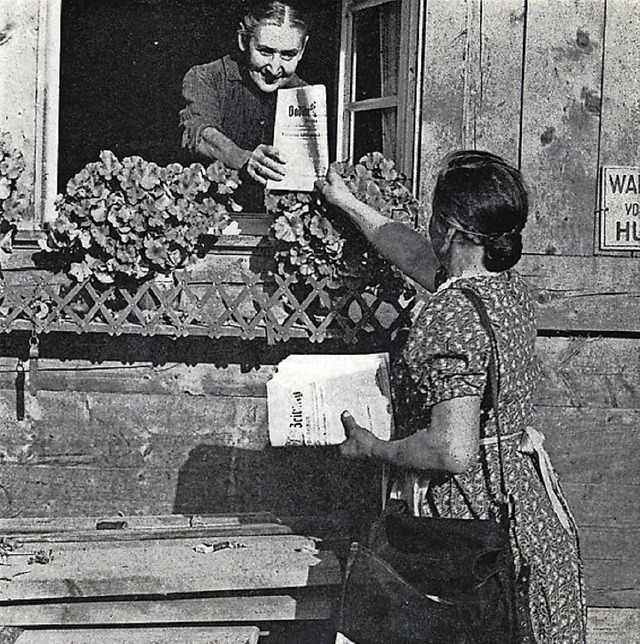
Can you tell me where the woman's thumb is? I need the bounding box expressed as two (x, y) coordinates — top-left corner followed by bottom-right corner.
(341, 410), (355, 436)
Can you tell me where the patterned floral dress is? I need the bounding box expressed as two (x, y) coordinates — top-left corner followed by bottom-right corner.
(390, 270), (586, 643)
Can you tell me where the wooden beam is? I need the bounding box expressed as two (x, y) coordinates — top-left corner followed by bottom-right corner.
(14, 626), (261, 644)
(519, 255), (640, 332)
(0, 535), (341, 602)
(586, 608), (640, 643)
(0, 590), (336, 626)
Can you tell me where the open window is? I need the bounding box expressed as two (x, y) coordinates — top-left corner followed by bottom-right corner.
(337, 0), (423, 187)
(28, 0), (342, 227)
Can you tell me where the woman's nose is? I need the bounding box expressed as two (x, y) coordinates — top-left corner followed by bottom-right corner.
(266, 56), (283, 74)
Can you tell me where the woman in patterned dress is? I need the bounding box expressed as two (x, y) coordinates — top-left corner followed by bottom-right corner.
(317, 151), (586, 642)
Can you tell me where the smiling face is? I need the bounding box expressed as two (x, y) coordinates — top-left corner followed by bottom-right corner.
(239, 23), (308, 93)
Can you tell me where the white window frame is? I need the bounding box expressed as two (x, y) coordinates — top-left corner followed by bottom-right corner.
(33, 0), (62, 228)
(337, 0), (424, 189)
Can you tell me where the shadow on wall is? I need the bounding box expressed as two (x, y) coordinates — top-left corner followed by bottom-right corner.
(173, 443), (382, 547)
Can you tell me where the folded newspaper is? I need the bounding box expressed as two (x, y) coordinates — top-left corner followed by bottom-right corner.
(266, 84), (329, 192)
(267, 353), (394, 447)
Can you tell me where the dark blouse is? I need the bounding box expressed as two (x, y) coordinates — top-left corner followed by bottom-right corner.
(180, 54), (306, 159)
(179, 54), (306, 211)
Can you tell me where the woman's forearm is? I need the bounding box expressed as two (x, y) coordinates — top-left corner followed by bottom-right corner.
(370, 429), (475, 475)
(197, 126), (251, 170)
(360, 397), (481, 475)
(339, 197), (440, 292)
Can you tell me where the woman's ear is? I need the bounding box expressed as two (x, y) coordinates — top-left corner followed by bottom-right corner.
(237, 30), (247, 53)
(440, 226), (458, 256)
(299, 34), (309, 59)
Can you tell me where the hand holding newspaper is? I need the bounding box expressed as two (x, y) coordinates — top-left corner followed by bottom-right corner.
(267, 353), (394, 447)
(266, 84), (329, 192)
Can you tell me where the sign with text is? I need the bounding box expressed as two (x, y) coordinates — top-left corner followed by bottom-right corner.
(599, 166), (640, 250)
(267, 84), (329, 192)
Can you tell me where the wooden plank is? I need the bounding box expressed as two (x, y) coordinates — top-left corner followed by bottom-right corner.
(596, 0), (640, 259)
(0, 389), (270, 466)
(534, 407), (639, 486)
(0, 512), (282, 534)
(15, 626), (261, 644)
(0, 446), (382, 526)
(0, 465), (182, 518)
(535, 336), (639, 408)
(586, 608), (640, 643)
(0, 535), (341, 601)
(582, 526), (639, 607)
(472, 0), (525, 163)
(583, 556), (639, 607)
(598, 0), (640, 173)
(2, 523), (291, 544)
(563, 483), (640, 528)
(0, 590), (335, 626)
(418, 0), (467, 205)
(519, 254), (639, 333)
(581, 523), (639, 606)
(0, 360), (273, 398)
(520, 0), (605, 255)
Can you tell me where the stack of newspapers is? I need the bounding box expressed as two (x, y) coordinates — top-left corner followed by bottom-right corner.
(267, 353), (394, 447)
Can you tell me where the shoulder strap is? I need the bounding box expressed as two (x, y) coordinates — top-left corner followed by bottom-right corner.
(458, 285), (509, 502)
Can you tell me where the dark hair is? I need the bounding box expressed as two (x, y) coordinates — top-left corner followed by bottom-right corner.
(239, 1), (310, 41)
(432, 150), (529, 272)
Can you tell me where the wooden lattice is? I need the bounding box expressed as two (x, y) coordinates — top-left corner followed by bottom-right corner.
(0, 269), (413, 344)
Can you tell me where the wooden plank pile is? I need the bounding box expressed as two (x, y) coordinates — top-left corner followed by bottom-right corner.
(0, 513), (342, 643)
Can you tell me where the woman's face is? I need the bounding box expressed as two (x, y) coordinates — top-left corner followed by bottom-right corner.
(240, 23), (308, 93)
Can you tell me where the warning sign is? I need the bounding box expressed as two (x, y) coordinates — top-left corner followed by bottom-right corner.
(599, 167), (640, 251)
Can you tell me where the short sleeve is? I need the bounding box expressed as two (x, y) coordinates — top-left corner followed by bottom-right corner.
(402, 288), (489, 407)
(179, 63), (225, 152)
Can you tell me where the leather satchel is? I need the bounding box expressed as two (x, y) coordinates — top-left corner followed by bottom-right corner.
(336, 286), (534, 643)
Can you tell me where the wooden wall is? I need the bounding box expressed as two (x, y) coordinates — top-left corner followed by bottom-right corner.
(418, 0), (639, 610)
(0, 0), (637, 618)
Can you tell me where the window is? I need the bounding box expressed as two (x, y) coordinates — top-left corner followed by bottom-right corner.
(337, 0), (423, 187)
(25, 0), (342, 227)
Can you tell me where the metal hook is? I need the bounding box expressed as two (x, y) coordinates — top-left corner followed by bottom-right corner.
(28, 331), (39, 397)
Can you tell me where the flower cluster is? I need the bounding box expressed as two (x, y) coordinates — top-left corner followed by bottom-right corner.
(268, 152), (426, 300)
(0, 131), (33, 252)
(43, 151), (241, 283)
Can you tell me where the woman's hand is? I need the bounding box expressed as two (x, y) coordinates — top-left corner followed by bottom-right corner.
(316, 164), (358, 210)
(339, 410), (379, 460)
(246, 144), (287, 185)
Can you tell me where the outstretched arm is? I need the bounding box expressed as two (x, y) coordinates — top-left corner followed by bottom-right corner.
(197, 128), (286, 185)
(317, 165), (440, 292)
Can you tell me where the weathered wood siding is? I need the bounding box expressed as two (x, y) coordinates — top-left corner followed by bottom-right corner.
(419, 0), (639, 610)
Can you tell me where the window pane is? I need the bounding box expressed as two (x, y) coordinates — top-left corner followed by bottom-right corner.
(354, 2), (401, 101)
(353, 108), (397, 162)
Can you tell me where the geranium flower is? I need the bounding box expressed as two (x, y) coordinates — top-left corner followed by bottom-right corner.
(0, 177), (11, 200)
(144, 238), (168, 264)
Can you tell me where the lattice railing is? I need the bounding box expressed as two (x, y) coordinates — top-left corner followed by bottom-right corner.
(0, 268), (413, 344)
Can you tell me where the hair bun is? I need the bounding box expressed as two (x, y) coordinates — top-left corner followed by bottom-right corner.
(484, 231), (522, 272)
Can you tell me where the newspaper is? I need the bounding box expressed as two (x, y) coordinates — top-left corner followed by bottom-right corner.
(266, 84), (329, 192)
(267, 353), (394, 447)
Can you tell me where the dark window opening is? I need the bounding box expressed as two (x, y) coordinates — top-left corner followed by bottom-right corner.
(58, 0), (341, 192)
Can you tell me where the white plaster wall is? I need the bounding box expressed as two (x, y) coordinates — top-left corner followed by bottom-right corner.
(0, 0), (40, 183)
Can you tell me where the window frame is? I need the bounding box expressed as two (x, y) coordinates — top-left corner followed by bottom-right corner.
(336, 0), (424, 190)
(30, 0), (62, 231)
